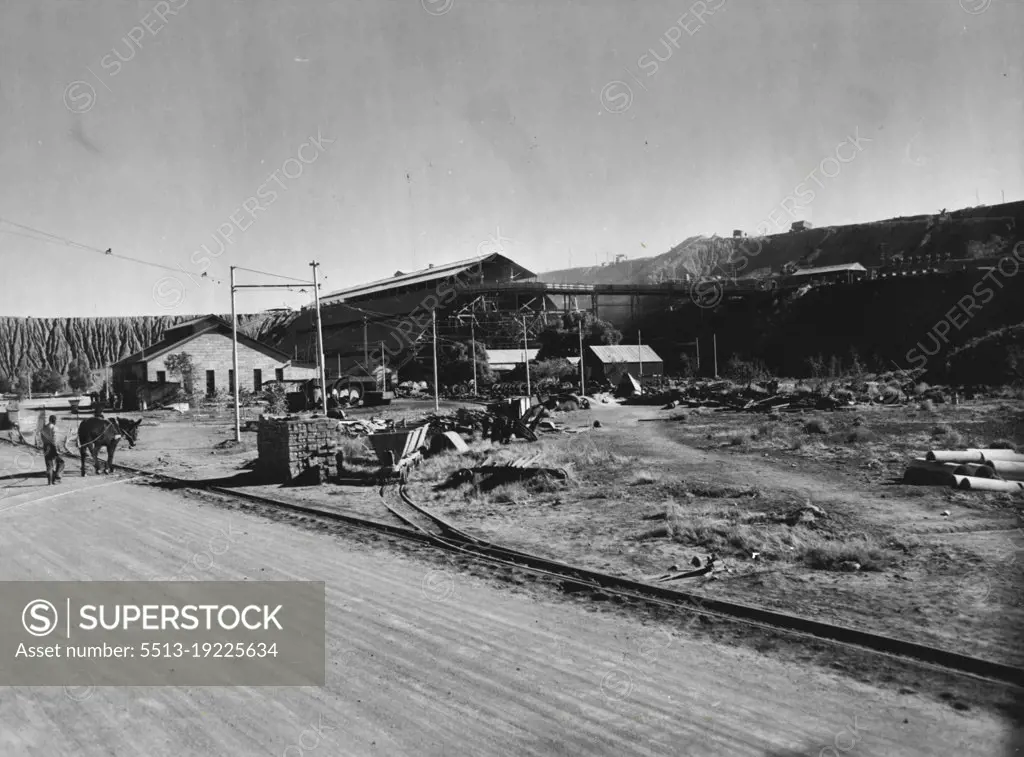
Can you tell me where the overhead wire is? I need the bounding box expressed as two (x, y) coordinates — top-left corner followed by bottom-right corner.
(0, 216), (201, 277)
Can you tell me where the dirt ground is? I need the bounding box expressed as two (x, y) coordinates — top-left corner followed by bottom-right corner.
(12, 396), (1024, 717)
(0, 442), (1018, 756)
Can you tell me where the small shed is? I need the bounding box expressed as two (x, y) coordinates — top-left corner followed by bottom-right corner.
(486, 348), (540, 374)
(584, 344), (664, 386)
(789, 262), (867, 285)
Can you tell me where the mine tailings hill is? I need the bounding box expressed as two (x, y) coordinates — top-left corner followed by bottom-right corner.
(539, 201), (1024, 285)
(0, 311), (297, 380)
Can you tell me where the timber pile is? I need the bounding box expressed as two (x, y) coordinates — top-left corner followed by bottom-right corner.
(338, 417), (393, 436)
(422, 408), (491, 436)
(904, 448), (1024, 492)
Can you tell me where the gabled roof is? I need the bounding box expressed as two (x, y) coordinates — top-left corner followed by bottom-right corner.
(486, 348), (540, 366)
(111, 314), (290, 366)
(322, 253), (534, 303)
(588, 344), (663, 364)
(790, 263), (867, 276)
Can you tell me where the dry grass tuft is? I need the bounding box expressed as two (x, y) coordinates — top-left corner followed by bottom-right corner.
(803, 417), (831, 435)
(803, 535), (892, 572)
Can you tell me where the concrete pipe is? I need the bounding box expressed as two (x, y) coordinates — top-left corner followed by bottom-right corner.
(952, 463), (998, 479)
(954, 476), (1024, 492)
(975, 449), (1024, 463)
(987, 460), (1024, 481)
(926, 450), (985, 463)
(913, 458), (964, 473)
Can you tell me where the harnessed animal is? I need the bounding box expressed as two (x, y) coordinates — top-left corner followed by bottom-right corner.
(77, 417), (141, 476)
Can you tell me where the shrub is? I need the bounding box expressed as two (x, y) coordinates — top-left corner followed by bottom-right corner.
(67, 358), (93, 393)
(803, 417), (830, 435)
(803, 536), (891, 572)
(724, 356), (771, 383)
(32, 367), (65, 394)
(263, 383), (288, 415)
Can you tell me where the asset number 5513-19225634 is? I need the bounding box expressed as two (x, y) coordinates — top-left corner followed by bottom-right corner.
(139, 642), (279, 658)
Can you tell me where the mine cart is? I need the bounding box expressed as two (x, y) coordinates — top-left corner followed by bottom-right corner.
(368, 424), (430, 484)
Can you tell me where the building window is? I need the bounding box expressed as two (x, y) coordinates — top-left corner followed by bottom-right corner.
(275, 368), (284, 382)
(156, 371), (166, 384)
(253, 369), (262, 392)
(206, 370), (216, 397)
(228, 369), (235, 394)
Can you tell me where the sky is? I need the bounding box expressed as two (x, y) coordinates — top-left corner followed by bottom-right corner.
(0, 0), (1021, 317)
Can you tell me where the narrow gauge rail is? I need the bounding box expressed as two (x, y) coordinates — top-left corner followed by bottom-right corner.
(3, 436), (1022, 690)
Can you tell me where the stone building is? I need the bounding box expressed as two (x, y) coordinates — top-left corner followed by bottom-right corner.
(111, 315), (317, 408)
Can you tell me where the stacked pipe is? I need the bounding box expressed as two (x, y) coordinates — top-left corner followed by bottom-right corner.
(904, 449), (1024, 491)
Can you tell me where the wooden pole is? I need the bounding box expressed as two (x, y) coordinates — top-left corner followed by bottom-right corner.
(230, 266), (240, 441)
(522, 315), (531, 397)
(578, 313), (585, 396)
(310, 261), (328, 413)
(363, 316), (369, 375)
(638, 329), (643, 380)
(432, 308), (440, 412)
(696, 336), (700, 373)
(470, 318), (478, 396)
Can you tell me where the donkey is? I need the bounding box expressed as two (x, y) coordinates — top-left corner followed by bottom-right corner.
(77, 417), (141, 476)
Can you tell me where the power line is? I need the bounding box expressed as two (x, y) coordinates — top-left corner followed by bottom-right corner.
(0, 216), (189, 276)
(231, 265), (309, 284)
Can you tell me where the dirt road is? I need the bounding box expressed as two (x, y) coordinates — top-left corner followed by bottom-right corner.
(0, 445), (1016, 756)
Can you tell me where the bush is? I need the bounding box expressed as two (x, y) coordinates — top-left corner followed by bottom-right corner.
(32, 367), (65, 394)
(803, 536), (891, 572)
(724, 356), (771, 383)
(263, 383), (288, 415)
(532, 358), (575, 383)
(67, 359), (93, 393)
(803, 417), (830, 435)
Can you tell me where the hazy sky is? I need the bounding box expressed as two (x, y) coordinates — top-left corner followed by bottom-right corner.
(0, 0), (1021, 317)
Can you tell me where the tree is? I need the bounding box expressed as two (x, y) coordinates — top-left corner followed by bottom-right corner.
(67, 358), (93, 393)
(14, 373), (31, 398)
(535, 312), (621, 360)
(32, 367), (65, 394)
(164, 352), (196, 396)
(437, 340), (493, 387)
(0, 376), (13, 394)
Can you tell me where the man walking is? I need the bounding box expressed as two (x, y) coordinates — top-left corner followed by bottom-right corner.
(40, 415), (65, 485)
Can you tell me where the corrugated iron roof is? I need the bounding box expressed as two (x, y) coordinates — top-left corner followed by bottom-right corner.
(486, 348), (539, 365)
(790, 263), (867, 276)
(588, 344), (663, 364)
(322, 253), (534, 303)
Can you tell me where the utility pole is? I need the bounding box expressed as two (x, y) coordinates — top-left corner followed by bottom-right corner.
(638, 329), (643, 381)
(713, 332), (718, 378)
(522, 314), (531, 397)
(230, 266), (240, 442)
(309, 261), (328, 413)
(363, 316), (369, 375)
(470, 316), (478, 396)
(380, 341), (385, 391)
(432, 308), (440, 412)
(577, 311), (585, 396)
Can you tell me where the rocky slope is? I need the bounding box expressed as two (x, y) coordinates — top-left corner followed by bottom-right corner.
(0, 312), (297, 381)
(539, 201), (1024, 285)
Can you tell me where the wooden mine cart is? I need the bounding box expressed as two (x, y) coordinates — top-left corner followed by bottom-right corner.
(368, 424), (430, 484)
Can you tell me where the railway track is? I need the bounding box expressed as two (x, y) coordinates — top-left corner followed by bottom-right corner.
(4, 436), (1023, 690)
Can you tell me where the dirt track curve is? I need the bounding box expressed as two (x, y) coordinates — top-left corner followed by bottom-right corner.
(0, 446), (1017, 756)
